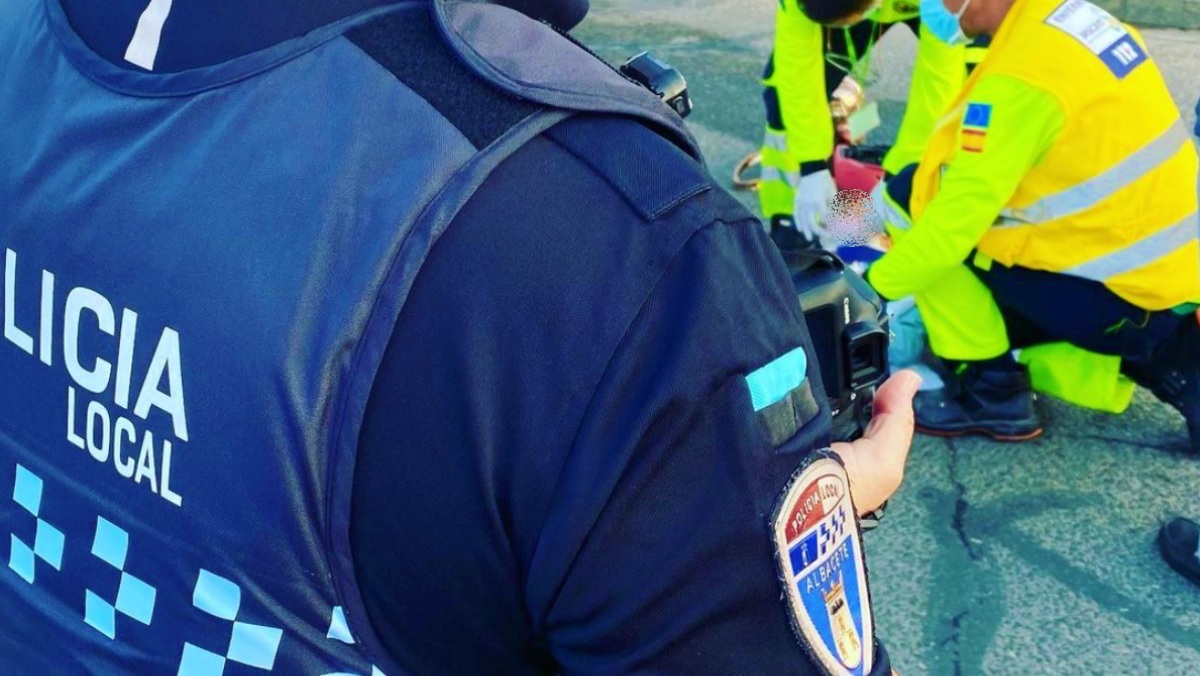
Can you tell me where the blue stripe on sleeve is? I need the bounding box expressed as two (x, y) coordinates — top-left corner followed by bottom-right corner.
(745, 346), (808, 412)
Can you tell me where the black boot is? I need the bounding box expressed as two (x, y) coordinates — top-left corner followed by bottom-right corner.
(914, 357), (1043, 441)
(1122, 311), (1200, 455)
(1158, 517), (1200, 586)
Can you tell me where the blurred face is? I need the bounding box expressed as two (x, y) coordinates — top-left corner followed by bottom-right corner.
(944, 0), (984, 36)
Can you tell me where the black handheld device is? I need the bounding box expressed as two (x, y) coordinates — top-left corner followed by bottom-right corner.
(770, 227), (890, 443)
(619, 52), (693, 118)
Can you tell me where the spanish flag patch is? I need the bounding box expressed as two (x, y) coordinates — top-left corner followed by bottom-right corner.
(961, 102), (992, 154)
(961, 129), (987, 153)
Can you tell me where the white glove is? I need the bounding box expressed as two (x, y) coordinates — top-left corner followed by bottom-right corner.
(793, 168), (837, 245)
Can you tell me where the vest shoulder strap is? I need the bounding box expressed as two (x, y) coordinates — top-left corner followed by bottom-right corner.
(432, 0), (703, 161)
(343, 1), (711, 223)
(347, 5), (543, 149)
(544, 115), (712, 222)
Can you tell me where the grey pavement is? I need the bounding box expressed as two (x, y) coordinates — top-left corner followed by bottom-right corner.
(577, 2), (1200, 673)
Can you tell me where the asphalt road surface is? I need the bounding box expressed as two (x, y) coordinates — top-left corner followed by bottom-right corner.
(576, 2), (1200, 673)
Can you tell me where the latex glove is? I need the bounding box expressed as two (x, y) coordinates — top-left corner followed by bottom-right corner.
(793, 168), (837, 245)
(832, 370), (921, 516)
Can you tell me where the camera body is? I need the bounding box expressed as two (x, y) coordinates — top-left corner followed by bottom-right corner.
(771, 228), (890, 442)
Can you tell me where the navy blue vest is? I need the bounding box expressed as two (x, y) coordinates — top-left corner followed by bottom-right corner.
(0, 0), (699, 671)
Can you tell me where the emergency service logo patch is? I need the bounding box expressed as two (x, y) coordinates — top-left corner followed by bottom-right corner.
(1046, 0), (1147, 79)
(772, 452), (874, 676)
(961, 103), (991, 154)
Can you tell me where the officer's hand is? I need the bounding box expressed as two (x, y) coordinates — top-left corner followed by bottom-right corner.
(835, 118), (853, 145)
(831, 370), (921, 516)
(793, 169), (837, 245)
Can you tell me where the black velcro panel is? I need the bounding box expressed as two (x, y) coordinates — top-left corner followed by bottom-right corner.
(758, 378), (821, 447)
(544, 115), (710, 222)
(347, 5), (541, 149)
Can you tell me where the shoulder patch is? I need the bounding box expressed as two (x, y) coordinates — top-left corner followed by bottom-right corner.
(961, 103), (991, 154)
(1045, 0), (1147, 79)
(772, 452), (875, 675)
(964, 103), (992, 129)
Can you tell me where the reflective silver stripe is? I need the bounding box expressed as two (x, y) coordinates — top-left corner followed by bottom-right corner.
(998, 120), (1191, 227)
(881, 197), (911, 231)
(761, 166), (801, 188)
(1065, 211), (1199, 282)
(871, 180), (911, 231)
(764, 130), (789, 152)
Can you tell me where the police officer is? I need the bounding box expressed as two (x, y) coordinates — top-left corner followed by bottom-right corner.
(863, 0), (1200, 450)
(759, 0), (987, 244)
(0, 0), (919, 672)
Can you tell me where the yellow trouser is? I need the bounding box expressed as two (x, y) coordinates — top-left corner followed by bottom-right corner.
(878, 188), (1135, 413)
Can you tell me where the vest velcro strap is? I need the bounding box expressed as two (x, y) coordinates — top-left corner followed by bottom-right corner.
(1064, 210), (1199, 282)
(997, 119), (1191, 227)
(873, 180), (912, 232)
(347, 8), (541, 150)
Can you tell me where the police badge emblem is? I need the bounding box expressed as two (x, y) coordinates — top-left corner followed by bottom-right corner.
(772, 451), (874, 675)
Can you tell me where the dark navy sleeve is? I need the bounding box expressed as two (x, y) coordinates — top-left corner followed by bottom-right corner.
(352, 116), (835, 675)
(530, 208), (829, 675)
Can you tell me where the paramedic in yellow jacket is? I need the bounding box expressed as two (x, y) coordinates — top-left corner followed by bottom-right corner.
(864, 0), (1200, 452)
(760, 0), (987, 243)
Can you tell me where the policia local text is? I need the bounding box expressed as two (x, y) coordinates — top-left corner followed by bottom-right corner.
(3, 248), (186, 507)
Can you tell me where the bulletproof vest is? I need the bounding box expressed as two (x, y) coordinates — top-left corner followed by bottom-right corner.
(0, 0), (699, 672)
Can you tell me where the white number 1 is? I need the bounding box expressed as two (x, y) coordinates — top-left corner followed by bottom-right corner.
(123, 0), (174, 71)
(1112, 42), (1139, 67)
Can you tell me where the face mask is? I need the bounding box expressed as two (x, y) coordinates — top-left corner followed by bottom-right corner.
(920, 0), (974, 46)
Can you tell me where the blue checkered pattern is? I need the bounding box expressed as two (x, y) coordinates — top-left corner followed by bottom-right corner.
(315, 607), (390, 676)
(831, 505), (847, 540)
(326, 606), (354, 644)
(5, 464), (381, 673)
(85, 516), (157, 638)
(817, 505), (848, 557)
(179, 570), (284, 675)
(7, 464), (64, 584)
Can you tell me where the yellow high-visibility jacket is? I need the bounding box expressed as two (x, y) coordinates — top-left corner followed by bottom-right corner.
(762, 0), (967, 170)
(871, 0), (1199, 310)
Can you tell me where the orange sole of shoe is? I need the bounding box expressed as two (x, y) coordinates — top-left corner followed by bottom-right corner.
(916, 425), (1045, 442)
